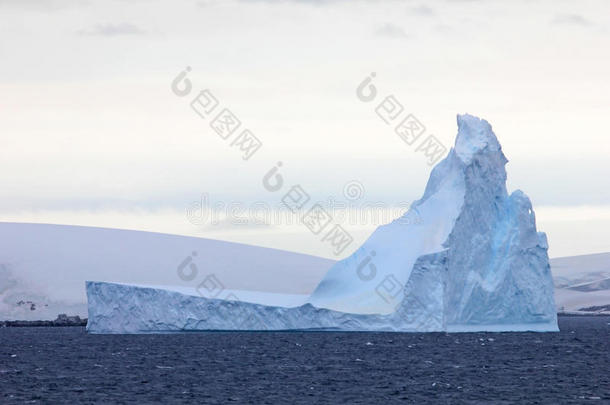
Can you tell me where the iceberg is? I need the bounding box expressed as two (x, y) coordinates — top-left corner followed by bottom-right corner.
(86, 114), (558, 333)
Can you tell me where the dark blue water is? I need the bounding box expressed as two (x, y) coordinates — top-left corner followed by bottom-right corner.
(1, 316), (608, 404)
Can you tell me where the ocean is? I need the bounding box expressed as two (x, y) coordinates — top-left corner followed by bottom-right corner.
(1, 316), (608, 404)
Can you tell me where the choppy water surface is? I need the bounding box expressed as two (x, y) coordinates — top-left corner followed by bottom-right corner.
(1, 316), (608, 404)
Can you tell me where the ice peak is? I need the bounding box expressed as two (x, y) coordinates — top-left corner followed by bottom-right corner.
(454, 114), (501, 164)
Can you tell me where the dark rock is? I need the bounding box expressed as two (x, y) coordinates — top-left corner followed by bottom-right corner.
(578, 304), (610, 313)
(0, 315), (87, 327)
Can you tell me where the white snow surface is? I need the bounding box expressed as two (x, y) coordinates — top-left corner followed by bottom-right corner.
(550, 252), (610, 314)
(0, 222), (332, 320)
(86, 114), (559, 333)
(120, 283), (309, 308)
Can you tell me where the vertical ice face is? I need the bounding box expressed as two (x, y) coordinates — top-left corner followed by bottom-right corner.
(309, 114), (557, 330)
(441, 116), (556, 329)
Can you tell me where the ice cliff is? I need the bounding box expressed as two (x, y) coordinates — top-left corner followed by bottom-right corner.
(86, 114), (558, 333)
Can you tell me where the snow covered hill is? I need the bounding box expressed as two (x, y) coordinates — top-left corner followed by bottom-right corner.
(551, 252), (610, 288)
(0, 222), (332, 321)
(550, 253), (610, 314)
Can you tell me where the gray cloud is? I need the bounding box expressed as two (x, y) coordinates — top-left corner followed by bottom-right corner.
(0, 0), (87, 11)
(435, 24), (453, 35)
(374, 23), (409, 38)
(197, 0), (221, 6)
(552, 14), (592, 26)
(77, 22), (146, 37)
(410, 5), (435, 17)
(203, 217), (274, 231)
(234, 0), (353, 5)
(375, 23), (409, 38)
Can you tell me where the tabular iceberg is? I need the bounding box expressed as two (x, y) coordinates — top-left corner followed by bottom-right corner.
(86, 114), (558, 333)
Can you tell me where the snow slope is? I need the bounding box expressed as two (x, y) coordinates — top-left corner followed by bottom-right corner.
(308, 145), (464, 314)
(86, 114), (559, 333)
(551, 252), (610, 280)
(0, 223), (332, 320)
(550, 252), (610, 314)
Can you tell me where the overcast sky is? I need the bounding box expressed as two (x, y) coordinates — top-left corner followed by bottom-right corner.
(1, 0), (609, 258)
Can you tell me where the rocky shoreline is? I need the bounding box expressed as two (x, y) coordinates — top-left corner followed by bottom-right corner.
(0, 314), (87, 327)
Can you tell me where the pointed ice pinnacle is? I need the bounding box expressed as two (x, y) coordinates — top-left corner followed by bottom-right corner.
(454, 114), (501, 164)
(308, 113), (557, 330)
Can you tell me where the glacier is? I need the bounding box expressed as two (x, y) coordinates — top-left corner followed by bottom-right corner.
(86, 114), (558, 333)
